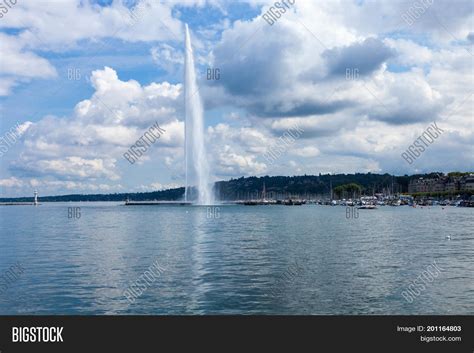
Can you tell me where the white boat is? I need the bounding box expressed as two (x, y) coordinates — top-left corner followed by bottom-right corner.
(358, 204), (377, 209)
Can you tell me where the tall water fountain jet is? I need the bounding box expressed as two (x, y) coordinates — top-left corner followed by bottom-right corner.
(184, 24), (214, 205)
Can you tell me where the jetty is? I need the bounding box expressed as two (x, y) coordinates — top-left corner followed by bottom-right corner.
(124, 200), (192, 206)
(0, 190), (39, 206)
(0, 202), (37, 206)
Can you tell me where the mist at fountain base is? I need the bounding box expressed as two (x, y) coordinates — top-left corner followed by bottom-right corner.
(182, 186), (219, 206)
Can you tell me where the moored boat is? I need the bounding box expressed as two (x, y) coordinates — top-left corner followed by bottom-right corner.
(358, 204), (377, 209)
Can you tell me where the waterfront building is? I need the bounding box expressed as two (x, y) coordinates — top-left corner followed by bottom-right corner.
(408, 174), (474, 193)
(460, 175), (474, 191)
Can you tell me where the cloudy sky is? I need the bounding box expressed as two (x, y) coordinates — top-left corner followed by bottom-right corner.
(0, 0), (472, 197)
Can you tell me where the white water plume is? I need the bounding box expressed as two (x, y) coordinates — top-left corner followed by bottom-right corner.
(184, 24), (214, 205)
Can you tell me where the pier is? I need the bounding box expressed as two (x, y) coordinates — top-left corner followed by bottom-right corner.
(0, 202), (37, 206)
(124, 200), (192, 206)
(0, 190), (39, 206)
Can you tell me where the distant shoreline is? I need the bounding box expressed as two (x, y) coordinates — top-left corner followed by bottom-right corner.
(1, 172), (473, 202)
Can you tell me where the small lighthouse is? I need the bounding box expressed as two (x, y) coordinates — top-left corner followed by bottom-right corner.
(34, 190), (38, 206)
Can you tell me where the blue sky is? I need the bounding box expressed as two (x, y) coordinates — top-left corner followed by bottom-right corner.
(0, 0), (473, 197)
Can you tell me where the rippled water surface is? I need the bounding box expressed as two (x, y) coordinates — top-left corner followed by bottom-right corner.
(0, 203), (473, 314)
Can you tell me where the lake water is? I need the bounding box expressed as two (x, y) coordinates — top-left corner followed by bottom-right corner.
(0, 203), (473, 314)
